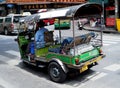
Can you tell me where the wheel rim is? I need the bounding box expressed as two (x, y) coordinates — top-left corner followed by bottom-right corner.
(50, 67), (60, 78)
(4, 29), (8, 35)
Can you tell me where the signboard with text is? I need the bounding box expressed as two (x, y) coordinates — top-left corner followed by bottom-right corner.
(106, 17), (115, 26)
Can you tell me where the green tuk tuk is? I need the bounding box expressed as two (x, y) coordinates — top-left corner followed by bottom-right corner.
(16, 3), (105, 83)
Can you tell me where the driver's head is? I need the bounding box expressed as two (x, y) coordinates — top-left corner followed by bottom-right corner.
(37, 20), (45, 28)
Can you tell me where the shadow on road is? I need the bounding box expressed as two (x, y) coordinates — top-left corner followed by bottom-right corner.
(16, 61), (96, 86)
(16, 61), (50, 80)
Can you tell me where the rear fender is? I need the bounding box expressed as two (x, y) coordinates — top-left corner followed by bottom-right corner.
(49, 58), (69, 73)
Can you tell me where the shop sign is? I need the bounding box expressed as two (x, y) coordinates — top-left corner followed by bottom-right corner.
(23, 4), (47, 9)
(106, 6), (115, 11)
(106, 17), (115, 26)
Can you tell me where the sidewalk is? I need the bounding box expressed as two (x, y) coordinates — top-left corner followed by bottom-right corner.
(84, 25), (120, 34)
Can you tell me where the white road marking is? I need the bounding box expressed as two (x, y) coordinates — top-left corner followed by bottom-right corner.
(90, 72), (107, 81)
(0, 54), (21, 66)
(5, 50), (20, 57)
(86, 72), (100, 79)
(102, 35), (120, 46)
(103, 41), (118, 44)
(0, 35), (17, 40)
(103, 39), (120, 42)
(103, 43), (110, 46)
(73, 82), (86, 87)
(7, 59), (21, 66)
(86, 72), (107, 81)
(103, 64), (120, 71)
(0, 78), (15, 88)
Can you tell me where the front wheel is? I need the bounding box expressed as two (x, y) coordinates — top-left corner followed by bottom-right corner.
(48, 62), (66, 83)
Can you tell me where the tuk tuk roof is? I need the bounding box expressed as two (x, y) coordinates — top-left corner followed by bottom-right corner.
(20, 2), (102, 22)
(39, 2), (102, 19)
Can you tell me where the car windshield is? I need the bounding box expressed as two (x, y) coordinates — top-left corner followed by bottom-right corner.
(13, 16), (25, 23)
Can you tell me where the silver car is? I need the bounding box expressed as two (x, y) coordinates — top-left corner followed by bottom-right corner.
(3, 14), (25, 35)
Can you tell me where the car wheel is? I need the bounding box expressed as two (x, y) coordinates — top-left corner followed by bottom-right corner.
(48, 62), (66, 83)
(4, 28), (8, 35)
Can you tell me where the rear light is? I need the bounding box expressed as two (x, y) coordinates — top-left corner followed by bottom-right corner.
(10, 23), (14, 29)
(99, 49), (102, 54)
(75, 58), (79, 65)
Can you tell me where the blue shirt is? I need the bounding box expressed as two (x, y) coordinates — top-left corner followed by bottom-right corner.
(35, 27), (48, 48)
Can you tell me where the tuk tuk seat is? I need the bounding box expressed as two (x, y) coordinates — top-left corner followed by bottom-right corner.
(61, 32), (95, 54)
(35, 31), (54, 57)
(44, 31), (54, 46)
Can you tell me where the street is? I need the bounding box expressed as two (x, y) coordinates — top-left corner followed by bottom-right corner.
(0, 32), (120, 88)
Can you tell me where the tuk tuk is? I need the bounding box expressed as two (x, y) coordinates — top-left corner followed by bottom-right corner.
(16, 3), (105, 83)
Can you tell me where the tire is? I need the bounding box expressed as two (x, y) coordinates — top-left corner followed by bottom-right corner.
(48, 62), (66, 83)
(4, 28), (8, 35)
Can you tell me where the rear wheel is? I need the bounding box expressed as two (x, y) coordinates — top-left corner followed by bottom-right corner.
(48, 62), (66, 83)
(4, 28), (8, 35)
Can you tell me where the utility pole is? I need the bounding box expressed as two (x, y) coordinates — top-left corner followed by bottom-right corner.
(115, 0), (119, 18)
(115, 0), (119, 30)
(100, 0), (105, 46)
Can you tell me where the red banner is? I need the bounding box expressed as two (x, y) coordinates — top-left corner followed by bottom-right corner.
(106, 18), (115, 26)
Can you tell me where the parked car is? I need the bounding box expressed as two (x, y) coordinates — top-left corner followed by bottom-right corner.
(2, 14), (25, 35)
(0, 17), (5, 33)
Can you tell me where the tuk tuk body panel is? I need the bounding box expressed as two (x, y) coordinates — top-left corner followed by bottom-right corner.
(46, 53), (72, 65)
(79, 49), (100, 62)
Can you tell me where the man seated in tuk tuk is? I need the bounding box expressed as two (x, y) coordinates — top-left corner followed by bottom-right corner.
(27, 20), (48, 59)
(35, 20), (48, 49)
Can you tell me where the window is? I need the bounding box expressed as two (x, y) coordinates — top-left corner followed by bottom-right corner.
(5, 18), (12, 23)
(13, 16), (25, 23)
(0, 19), (3, 23)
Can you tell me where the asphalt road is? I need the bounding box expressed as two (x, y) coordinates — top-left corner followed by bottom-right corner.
(0, 32), (120, 88)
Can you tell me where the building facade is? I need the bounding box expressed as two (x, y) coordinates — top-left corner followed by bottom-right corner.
(2, 0), (87, 15)
(0, 0), (6, 16)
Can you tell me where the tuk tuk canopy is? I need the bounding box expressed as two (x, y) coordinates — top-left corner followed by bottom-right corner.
(39, 2), (103, 19)
(20, 2), (103, 23)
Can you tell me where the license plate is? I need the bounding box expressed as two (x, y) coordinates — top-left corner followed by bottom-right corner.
(80, 65), (88, 73)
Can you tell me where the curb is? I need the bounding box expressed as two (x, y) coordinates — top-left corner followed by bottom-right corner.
(84, 27), (120, 34)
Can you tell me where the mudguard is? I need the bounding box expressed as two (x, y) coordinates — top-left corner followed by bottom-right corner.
(49, 58), (69, 73)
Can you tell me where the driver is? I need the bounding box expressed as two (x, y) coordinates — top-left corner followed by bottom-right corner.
(35, 20), (48, 48)
(27, 20), (48, 61)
